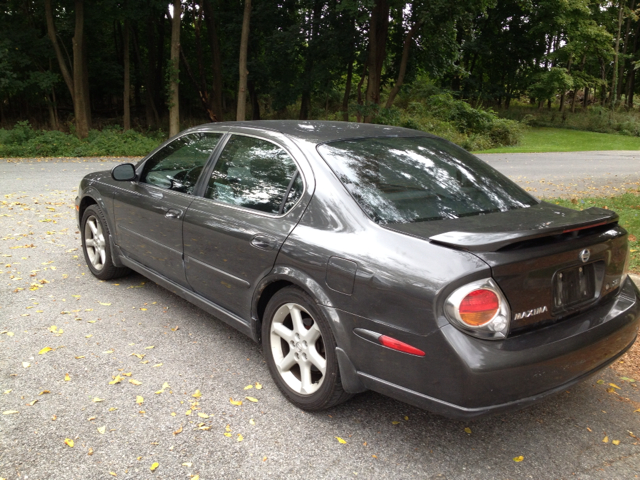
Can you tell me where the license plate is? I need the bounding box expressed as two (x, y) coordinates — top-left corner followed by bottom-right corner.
(554, 263), (596, 309)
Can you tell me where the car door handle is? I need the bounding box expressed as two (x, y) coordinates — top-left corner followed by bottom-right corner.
(165, 208), (183, 219)
(251, 234), (278, 250)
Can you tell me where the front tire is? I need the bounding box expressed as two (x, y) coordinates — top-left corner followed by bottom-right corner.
(81, 204), (130, 280)
(262, 286), (351, 411)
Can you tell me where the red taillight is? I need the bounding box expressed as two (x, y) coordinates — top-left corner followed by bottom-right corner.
(379, 335), (425, 356)
(458, 289), (499, 326)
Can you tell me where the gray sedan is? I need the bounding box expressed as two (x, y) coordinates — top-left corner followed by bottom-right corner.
(75, 121), (639, 418)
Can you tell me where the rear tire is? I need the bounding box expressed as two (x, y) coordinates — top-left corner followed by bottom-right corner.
(262, 286), (352, 411)
(81, 204), (130, 280)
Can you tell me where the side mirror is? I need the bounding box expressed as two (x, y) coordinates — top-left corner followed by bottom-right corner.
(111, 163), (137, 181)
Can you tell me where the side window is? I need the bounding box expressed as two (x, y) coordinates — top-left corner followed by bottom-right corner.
(204, 135), (302, 214)
(140, 132), (222, 194)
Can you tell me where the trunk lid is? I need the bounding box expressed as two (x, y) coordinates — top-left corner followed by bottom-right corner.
(386, 202), (628, 332)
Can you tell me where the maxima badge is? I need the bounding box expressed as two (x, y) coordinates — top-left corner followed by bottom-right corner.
(580, 249), (590, 263)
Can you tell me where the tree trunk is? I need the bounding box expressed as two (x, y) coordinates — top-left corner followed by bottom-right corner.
(365, 0), (390, 120)
(626, 18), (640, 108)
(201, 0), (224, 121)
(385, 20), (422, 109)
(72, 0), (90, 138)
(169, 0), (181, 136)
(180, 46), (215, 121)
(356, 65), (367, 123)
(237, 0), (251, 121)
(559, 56), (572, 112)
(618, 0), (635, 102)
(44, 0), (74, 102)
(342, 58), (354, 121)
(611, 0), (624, 108)
(583, 86), (589, 108)
(249, 80), (260, 120)
(123, 19), (131, 131)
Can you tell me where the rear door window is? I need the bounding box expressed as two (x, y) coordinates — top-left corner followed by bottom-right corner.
(204, 135), (301, 214)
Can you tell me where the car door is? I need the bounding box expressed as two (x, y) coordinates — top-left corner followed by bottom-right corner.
(183, 132), (309, 318)
(113, 131), (224, 286)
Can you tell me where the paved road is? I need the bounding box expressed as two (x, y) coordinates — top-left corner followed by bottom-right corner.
(478, 150), (640, 198)
(1, 156), (639, 480)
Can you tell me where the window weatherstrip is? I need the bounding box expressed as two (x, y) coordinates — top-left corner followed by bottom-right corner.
(279, 171), (299, 215)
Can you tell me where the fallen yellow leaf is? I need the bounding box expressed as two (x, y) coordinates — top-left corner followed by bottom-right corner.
(603, 436), (609, 443)
(255, 382), (262, 389)
(38, 390), (50, 395)
(513, 456), (524, 462)
(26, 399), (37, 406)
(612, 440), (620, 445)
(192, 389), (202, 398)
(65, 438), (74, 447)
(249, 419), (256, 425)
(230, 398), (242, 406)
(150, 462), (159, 472)
(3, 411), (19, 415)
(145, 346), (154, 350)
(136, 396), (144, 405)
(109, 375), (123, 385)
(336, 437), (347, 444)
(237, 433), (243, 442)
(244, 385), (253, 390)
(464, 427), (472, 434)
(609, 383), (621, 390)
(97, 426), (106, 434)
(391, 421), (400, 425)
(129, 379), (142, 386)
(39, 347), (52, 354)
(99, 302), (111, 306)
(173, 425), (183, 435)
(22, 362), (30, 368)
(197, 412), (209, 418)
(109, 472), (116, 477)
(185, 410), (192, 416)
(64, 373), (70, 381)
(92, 397), (104, 402)
(245, 396), (258, 403)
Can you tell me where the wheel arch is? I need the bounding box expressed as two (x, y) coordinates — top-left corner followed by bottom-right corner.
(251, 266), (334, 343)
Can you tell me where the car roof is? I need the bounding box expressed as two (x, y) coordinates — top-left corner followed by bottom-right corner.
(198, 120), (433, 144)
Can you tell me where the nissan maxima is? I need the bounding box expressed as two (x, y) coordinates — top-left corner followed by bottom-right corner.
(75, 121), (639, 418)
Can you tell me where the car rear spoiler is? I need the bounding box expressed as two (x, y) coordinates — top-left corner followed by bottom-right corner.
(429, 211), (619, 252)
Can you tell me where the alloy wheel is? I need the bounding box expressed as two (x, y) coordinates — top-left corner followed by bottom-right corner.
(84, 215), (106, 271)
(269, 302), (327, 395)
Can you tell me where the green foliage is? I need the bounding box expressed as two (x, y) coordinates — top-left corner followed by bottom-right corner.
(368, 82), (523, 150)
(501, 104), (640, 137)
(529, 68), (574, 104)
(476, 127), (640, 153)
(0, 122), (165, 158)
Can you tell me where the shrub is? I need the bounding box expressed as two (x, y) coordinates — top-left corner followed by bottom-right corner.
(0, 121), (165, 158)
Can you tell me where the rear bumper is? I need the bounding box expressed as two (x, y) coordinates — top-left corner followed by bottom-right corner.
(329, 277), (640, 419)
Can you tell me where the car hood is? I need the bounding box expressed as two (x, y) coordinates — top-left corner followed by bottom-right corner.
(385, 202), (618, 252)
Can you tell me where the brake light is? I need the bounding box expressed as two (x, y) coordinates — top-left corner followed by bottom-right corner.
(444, 278), (511, 340)
(379, 335), (425, 356)
(459, 289), (499, 326)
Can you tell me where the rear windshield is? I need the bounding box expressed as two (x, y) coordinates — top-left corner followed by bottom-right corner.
(317, 136), (537, 224)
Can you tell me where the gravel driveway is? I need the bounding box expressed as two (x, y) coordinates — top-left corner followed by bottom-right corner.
(1, 156), (639, 480)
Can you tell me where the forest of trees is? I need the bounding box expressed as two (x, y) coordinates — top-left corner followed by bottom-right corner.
(0, 0), (638, 139)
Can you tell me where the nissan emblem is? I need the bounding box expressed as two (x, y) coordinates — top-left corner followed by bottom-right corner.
(580, 249), (590, 263)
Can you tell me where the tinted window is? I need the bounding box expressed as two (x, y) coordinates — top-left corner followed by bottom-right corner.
(205, 135), (300, 214)
(317, 136), (537, 224)
(141, 132), (222, 194)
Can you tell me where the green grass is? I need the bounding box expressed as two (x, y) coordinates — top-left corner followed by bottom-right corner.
(474, 127), (640, 154)
(550, 193), (640, 273)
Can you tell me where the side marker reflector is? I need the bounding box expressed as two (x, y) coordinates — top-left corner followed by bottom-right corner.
(379, 335), (425, 356)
